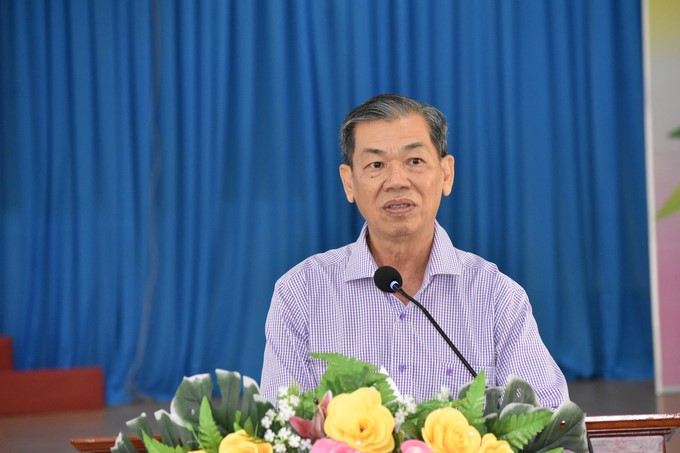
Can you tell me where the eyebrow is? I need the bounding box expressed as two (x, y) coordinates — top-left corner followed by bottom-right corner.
(359, 141), (427, 156)
(402, 141), (427, 152)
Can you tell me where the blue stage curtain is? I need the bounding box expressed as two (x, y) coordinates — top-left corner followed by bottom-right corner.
(0, 0), (651, 404)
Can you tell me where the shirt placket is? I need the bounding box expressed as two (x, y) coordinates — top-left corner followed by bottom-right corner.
(390, 296), (415, 397)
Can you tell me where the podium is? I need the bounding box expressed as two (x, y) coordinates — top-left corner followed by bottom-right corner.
(70, 414), (680, 453)
(586, 414), (680, 452)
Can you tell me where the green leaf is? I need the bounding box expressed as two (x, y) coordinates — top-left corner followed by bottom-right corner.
(484, 386), (503, 416)
(243, 416), (255, 435)
(401, 399), (452, 440)
(670, 126), (680, 138)
(111, 433), (141, 453)
(399, 419), (421, 440)
(170, 373), (214, 428)
(240, 376), (262, 436)
(500, 376), (540, 410)
(155, 410), (194, 448)
(215, 370), (242, 432)
(492, 403), (553, 451)
(196, 397), (224, 453)
(456, 371), (487, 435)
(309, 352), (396, 406)
(657, 184), (680, 220)
(141, 431), (187, 453)
(523, 401), (588, 453)
(125, 413), (155, 440)
(232, 410), (242, 432)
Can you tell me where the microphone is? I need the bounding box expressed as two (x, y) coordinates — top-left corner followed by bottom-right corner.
(373, 266), (477, 379)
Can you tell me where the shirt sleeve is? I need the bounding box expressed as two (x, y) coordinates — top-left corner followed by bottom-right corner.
(493, 279), (569, 409)
(260, 272), (315, 404)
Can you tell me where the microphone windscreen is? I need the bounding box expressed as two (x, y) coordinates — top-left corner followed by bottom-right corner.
(373, 266), (402, 293)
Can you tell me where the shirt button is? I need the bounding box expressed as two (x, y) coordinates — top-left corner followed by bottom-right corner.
(446, 367), (454, 376)
(399, 312), (407, 321)
(399, 364), (406, 372)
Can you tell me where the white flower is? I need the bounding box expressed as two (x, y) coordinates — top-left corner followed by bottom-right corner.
(264, 429), (275, 443)
(266, 409), (277, 419)
(274, 443), (287, 453)
(288, 395), (300, 407)
(277, 386), (289, 398)
(288, 435), (301, 448)
(278, 404), (295, 422)
(394, 408), (406, 427)
(435, 385), (451, 402)
(404, 395), (417, 413)
(277, 427), (291, 440)
(261, 416), (272, 429)
(300, 439), (312, 451)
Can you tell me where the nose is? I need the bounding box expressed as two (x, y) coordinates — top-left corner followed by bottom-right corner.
(384, 163), (410, 190)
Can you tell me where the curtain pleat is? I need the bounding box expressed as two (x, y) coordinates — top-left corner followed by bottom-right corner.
(0, 0), (652, 404)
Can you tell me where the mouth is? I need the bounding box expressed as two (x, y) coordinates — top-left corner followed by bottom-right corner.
(383, 199), (415, 213)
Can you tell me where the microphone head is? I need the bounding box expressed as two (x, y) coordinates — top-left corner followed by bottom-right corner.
(374, 266), (403, 293)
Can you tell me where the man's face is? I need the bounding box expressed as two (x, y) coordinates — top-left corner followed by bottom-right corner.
(339, 113), (454, 243)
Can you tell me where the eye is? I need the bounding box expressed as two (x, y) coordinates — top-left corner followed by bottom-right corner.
(409, 157), (424, 165)
(367, 162), (383, 169)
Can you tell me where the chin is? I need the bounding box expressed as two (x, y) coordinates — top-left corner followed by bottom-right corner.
(386, 224), (416, 238)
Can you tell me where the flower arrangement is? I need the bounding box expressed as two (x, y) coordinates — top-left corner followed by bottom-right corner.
(112, 353), (588, 453)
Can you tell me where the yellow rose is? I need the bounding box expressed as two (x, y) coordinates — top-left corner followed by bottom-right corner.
(323, 387), (395, 453)
(219, 429), (273, 453)
(422, 407), (481, 453)
(478, 433), (513, 453)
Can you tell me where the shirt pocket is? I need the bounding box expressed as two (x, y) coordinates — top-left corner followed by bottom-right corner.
(436, 361), (496, 398)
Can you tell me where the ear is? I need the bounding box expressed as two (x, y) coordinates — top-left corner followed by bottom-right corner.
(441, 155), (455, 197)
(339, 164), (355, 203)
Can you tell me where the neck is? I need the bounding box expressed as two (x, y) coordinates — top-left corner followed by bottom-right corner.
(368, 227), (435, 301)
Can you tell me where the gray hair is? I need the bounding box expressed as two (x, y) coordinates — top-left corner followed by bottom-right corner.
(339, 93), (448, 166)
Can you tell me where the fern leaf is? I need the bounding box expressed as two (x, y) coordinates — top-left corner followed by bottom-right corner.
(456, 371), (487, 434)
(309, 352), (395, 405)
(492, 404), (552, 451)
(197, 397), (224, 453)
(523, 401), (588, 453)
(141, 431), (187, 453)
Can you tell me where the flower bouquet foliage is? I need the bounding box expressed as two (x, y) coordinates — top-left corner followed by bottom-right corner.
(112, 353), (588, 453)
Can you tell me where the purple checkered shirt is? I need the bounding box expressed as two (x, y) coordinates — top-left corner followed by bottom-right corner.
(260, 222), (568, 408)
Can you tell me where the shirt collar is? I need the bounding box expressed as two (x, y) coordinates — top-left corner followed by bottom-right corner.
(343, 221), (462, 284)
(426, 220), (463, 278)
(344, 223), (377, 283)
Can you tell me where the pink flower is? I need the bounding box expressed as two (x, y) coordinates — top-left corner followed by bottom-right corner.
(400, 440), (435, 453)
(289, 391), (332, 440)
(310, 438), (359, 453)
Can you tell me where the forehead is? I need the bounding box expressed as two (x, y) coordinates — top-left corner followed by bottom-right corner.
(353, 113), (435, 155)
(354, 113), (430, 141)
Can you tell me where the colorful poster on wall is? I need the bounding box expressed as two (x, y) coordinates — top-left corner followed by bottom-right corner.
(645, 0), (680, 394)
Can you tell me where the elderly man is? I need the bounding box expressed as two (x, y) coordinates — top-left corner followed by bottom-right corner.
(260, 94), (568, 408)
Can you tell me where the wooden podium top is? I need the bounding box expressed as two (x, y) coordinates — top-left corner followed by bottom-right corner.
(587, 413), (680, 435)
(71, 413), (680, 453)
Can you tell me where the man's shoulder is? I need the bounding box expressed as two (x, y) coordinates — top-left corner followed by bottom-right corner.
(448, 247), (524, 296)
(433, 222), (504, 279)
(452, 247), (501, 275)
(277, 243), (354, 286)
